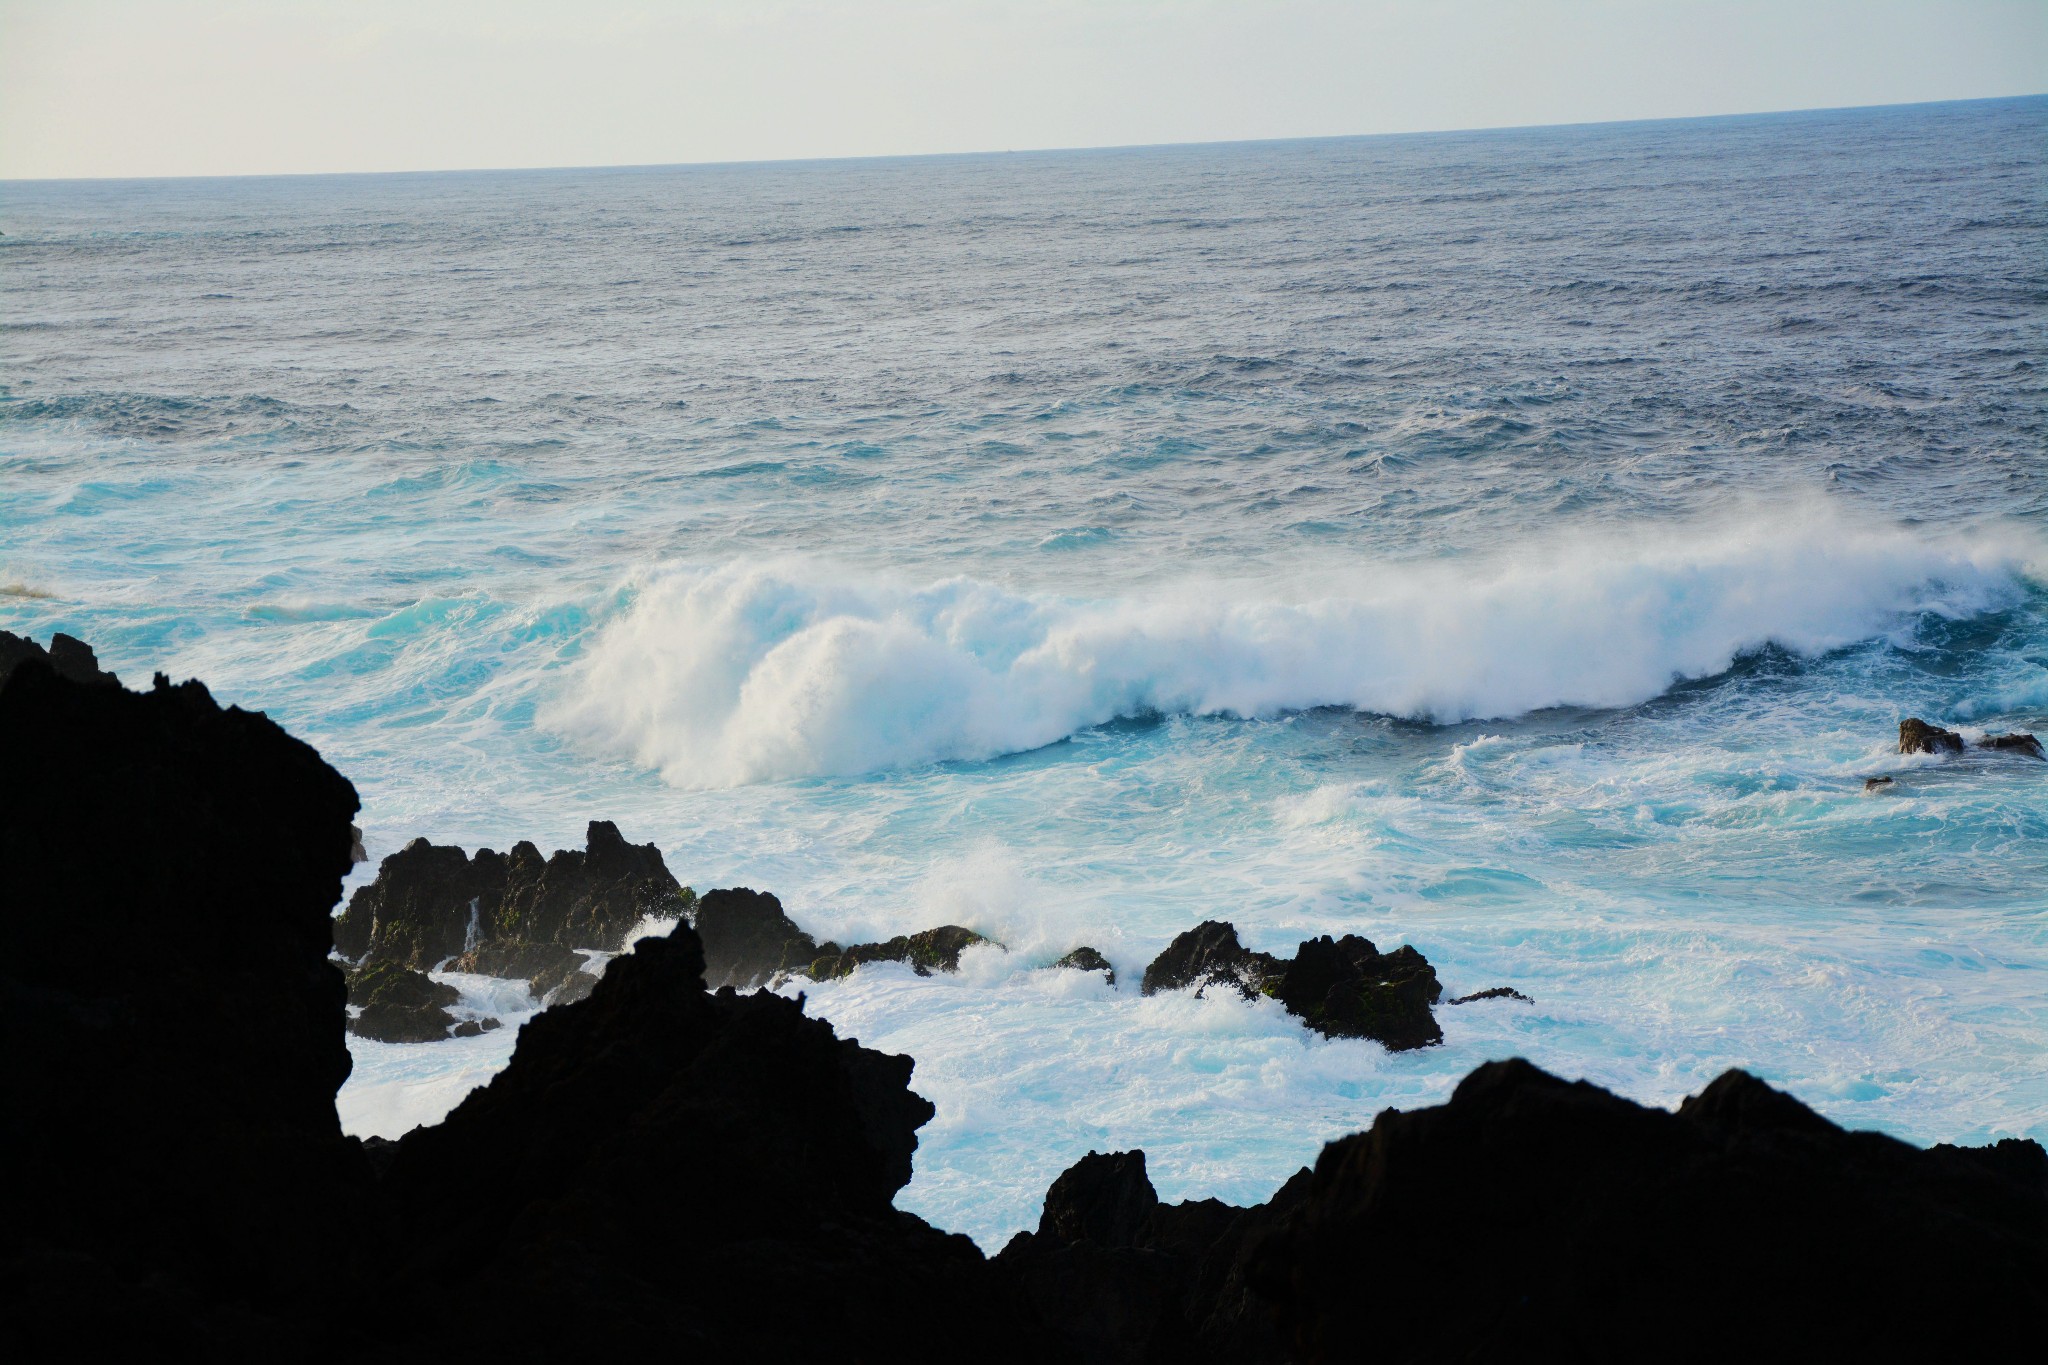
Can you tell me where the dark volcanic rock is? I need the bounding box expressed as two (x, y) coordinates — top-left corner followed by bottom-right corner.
(996, 1148), (1308, 1364)
(333, 821), (693, 971)
(1250, 1059), (2048, 1362)
(1899, 716), (1965, 754)
(346, 960), (460, 1043)
(1053, 946), (1116, 983)
(1274, 935), (1442, 1050)
(1863, 775), (1896, 792)
(377, 919), (1034, 1357)
(1140, 921), (1284, 999)
(0, 657), (365, 1349)
(1143, 923), (1444, 1050)
(1980, 730), (2045, 759)
(693, 886), (818, 988)
(1446, 985), (1533, 1005)
(808, 924), (993, 981)
(0, 629), (121, 688)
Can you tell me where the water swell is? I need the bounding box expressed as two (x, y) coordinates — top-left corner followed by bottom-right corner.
(544, 514), (2043, 788)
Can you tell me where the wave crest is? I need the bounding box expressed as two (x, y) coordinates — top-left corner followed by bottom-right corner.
(543, 518), (2037, 787)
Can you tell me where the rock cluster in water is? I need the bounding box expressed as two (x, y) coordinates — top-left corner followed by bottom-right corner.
(5, 638), (2044, 1360)
(1140, 919), (1447, 1050)
(1899, 715), (2044, 759)
(332, 820), (695, 1038)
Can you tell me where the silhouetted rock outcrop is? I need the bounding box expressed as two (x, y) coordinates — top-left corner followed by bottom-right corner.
(1248, 1059), (2048, 1361)
(1899, 717), (1965, 754)
(996, 1148), (1310, 1364)
(373, 919), (1029, 1358)
(0, 629), (121, 688)
(0, 654), (367, 1355)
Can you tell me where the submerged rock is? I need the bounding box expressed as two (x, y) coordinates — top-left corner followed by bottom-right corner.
(332, 821), (693, 973)
(1980, 731), (2045, 759)
(1898, 717), (1965, 755)
(1249, 1059), (2048, 1360)
(1863, 775), (1896, 792)
(1053, 946), (1116, 984)
(1140, 921), (1285, 999)
(1446, 985), (1533, 1005)
(807, 924), (993, 980)
(346, 960), (460, 1043)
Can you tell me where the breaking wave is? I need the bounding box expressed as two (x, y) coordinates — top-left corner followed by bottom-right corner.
(545, 513), (2041, 787)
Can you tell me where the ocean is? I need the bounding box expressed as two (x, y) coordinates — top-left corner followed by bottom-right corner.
(3, 95), (2044, 1250)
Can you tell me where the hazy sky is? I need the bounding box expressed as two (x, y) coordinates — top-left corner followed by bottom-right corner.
(2, 0), (2044, 179)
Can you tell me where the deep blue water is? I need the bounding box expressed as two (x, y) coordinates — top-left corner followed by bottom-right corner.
(4, 96), (2045, 1248)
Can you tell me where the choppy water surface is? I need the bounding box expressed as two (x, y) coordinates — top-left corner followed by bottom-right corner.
(5, 97), (2045, 1248)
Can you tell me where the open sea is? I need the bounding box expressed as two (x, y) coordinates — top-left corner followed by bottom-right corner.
(4, 96), (2045, 1249)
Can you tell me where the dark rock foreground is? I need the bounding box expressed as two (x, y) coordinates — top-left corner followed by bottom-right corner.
(4, 641), (2043, 1361)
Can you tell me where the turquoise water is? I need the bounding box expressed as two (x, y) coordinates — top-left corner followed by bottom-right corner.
(4, 97), (2045, 1248)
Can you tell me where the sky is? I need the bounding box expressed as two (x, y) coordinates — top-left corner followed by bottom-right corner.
(1, 0), (2044, 180)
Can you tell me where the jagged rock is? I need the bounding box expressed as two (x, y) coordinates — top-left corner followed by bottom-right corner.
(1980, 731), (2045, 759)
(1249, 1059), (2048, 1361)
(694, 886), (818, 988)
(996, 1148), (1308, 1363)
(346, 961), (460, 1043)
(332, 821), (693, 970)
(532, 957), (595, 1005)
(1053, 946), (1116, 984)
(376, 918), (1034, 1356)
(1274, 935), (1442, 1050)
(1447, 986), (1533, 1005)
(1864, 775), (1896, 792)
(807, 925), (993, 981)
(1899, 717), (1965, 754)
(1140, 921), (1284, 999)
(0, 629), (121, 688)
(0, 655), (368, 1347)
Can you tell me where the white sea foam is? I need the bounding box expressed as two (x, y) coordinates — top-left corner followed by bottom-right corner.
(544, 512), (2039, 787)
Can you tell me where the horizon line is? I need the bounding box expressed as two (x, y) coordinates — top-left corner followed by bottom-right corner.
(3, 90), (2042, 188)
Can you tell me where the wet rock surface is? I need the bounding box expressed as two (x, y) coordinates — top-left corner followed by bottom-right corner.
(331, 821), (693, 1026)
(808, 924), (992, 980)
(1054, 946), (1116, 983)
(1981, 730), (2045, 759)
(346, 960), (460, 1043)
(1142, 922), (1446, 1051)
(1140, 920), (1285, 999)
(1899, 716), (1966, 754)
(1446, 985), (1534, 1005)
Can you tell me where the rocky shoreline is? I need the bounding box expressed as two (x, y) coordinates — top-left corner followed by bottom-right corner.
(3, 632), (2043, 1361)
